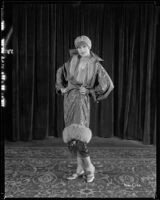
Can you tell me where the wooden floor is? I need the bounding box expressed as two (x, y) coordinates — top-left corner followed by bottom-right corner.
(5, 136), (155, 148)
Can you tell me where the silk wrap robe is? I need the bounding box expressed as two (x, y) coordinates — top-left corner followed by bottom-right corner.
(56, 50), (114, 144)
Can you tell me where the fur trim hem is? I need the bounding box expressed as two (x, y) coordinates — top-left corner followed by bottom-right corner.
(63, 124), (92, 143)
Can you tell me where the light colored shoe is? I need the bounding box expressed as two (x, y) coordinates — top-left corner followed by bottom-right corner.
(67, 170), (85, 180)
(84, 171), (95, 183)
(86, 173), (95, 183)
(85, 166), (95, 183)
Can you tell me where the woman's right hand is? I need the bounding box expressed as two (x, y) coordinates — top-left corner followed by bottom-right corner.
(61, 88), (68, 94)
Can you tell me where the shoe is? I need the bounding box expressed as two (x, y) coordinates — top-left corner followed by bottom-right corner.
(85, 172), (95, 183)
(85, 166), (95, 183)
(67, 170), (85, 180)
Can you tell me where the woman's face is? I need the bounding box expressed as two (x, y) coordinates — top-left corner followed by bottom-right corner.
(77, 44), (90, 57)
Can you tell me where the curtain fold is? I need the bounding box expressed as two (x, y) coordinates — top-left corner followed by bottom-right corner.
(9, 3), (158, 144)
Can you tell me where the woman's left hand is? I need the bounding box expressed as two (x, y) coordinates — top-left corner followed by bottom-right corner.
(80, 86), (89, 95)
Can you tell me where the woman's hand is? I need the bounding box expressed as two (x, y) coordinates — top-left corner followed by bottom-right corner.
(80, 86), (89, 95)
(61, 88), (68, 94)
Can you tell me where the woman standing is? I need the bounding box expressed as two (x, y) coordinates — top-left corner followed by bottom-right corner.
(56, 35), (114, 183)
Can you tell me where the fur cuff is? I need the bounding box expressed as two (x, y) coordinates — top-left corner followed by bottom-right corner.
(63, 124), (92, 143)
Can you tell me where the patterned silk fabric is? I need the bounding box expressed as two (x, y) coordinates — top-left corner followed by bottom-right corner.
(64, 89), (90, 127)
(56, 51), (114, 143)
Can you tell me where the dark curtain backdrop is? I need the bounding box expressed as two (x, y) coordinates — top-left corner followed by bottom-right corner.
(6, 3), (158, 144)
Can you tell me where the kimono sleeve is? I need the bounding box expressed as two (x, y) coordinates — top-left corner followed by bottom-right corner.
(94, 63), (114, 101)
(55, 62), (68, 94)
